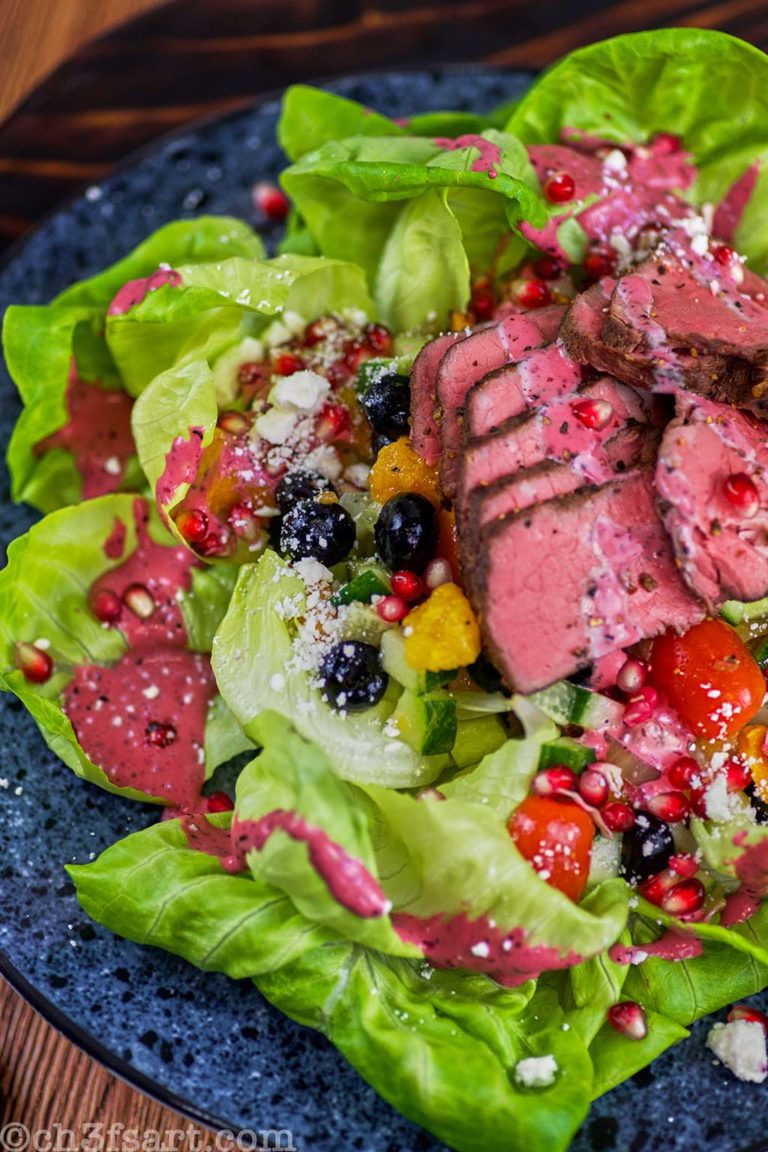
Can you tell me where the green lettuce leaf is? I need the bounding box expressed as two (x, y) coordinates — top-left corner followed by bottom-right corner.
(212, 551), (446, 788)
(0, 494), (244, 801)
(278, 85), (405, 161)
(68, 814), (334, 976)
(507, 29), (768, 268)
(3, 218), (264, 512)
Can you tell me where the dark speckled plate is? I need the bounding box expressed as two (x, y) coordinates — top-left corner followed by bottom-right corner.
(1, 68), (768, 1152)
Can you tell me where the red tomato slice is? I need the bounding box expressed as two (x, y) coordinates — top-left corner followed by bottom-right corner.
(649, 618), (765, 743)
(508, 796), (594, 902)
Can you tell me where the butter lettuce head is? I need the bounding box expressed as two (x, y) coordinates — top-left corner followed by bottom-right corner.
(507, 28), (768, 269)
(0, 494), (247, 802)
(3, 218), (264, 513)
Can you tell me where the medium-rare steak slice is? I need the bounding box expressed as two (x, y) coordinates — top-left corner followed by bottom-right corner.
(560, 277), (742, 399)
(655, 394), (768, 609)
(410, 331), (466, 466)
(474, 471), (705, 693)
(465, 342), (580, 439)
(460, 423), (656, 580)
(437, 305), (564, 497)
(458, 376), (650, 499)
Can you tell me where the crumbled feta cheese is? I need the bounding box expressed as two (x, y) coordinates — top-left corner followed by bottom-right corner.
(282, 310), (307, 336)
(269, 673), (286, 692)
(304, 444), (343, 480)
(603, 148), (628, 173)
(704, 774), (731, 822)
(293, 558), (333, 586)
(690, 233), (709, 256)
(707, 1020), (768, 1083)
(514, 1055), (558, 1088)
(263, 319), (295, 348)
(142, 684), (160, 700)
(271, 369), (330, 411)
(103, 456), (122, 476)
(470, 941), (490, 959)
(254, 407), (298, 445)
(344, 462), (371, 489)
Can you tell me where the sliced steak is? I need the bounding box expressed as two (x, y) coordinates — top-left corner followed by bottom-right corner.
(437, 305), (564, 497)
(458, 376), (650, 499)
(460, 423), (656, 580)
(473, 471), (705, 693)
(655, 394), (768, 609)
(410, 331), (467, 465)
(465, 341), (580, 439)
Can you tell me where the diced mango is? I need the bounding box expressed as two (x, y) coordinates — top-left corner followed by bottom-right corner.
(404, 582), (481, 671)
(369, 437), (440, 506)
(737, 723), (768, 801)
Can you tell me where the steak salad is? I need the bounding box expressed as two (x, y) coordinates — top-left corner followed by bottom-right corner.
(6, 27), (768, 1152)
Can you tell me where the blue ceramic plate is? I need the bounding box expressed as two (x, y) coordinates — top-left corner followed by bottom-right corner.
(1, 69), (767, 1152)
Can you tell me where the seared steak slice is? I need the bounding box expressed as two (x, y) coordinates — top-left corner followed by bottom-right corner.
(458, 376), (650, 499)
(437, 305), (564, 497)
(474, 471), (705, 693)
(655, 394), (768, 609)
(465, 341), (579, 439)
(410, 331), (466, 466)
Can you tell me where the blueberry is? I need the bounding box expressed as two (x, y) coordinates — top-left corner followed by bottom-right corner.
(280, 499), (356, 566)
(360, 373), (411, 441)
(620, 811), (675, 884)
(319, 641), (388, 711)
(375, 493), (437, 573)
(468, 656), (509, 696)
(275, 470), (335, 513)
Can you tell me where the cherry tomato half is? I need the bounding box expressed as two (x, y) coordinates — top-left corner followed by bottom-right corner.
(649, 618), (765, 743)
(508, 796), (594, 902)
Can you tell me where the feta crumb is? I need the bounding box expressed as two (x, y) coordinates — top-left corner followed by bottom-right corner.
(690, 233), (709, 256)
(469, 941), (491, 959)
(514, 1055), (558, 1088)
(254, 407), (298, 445)
(103, 455), (122, 476)
(34, 637), (51, 650)
(271, 369), (330, 412)
(344, 462), (371, 489)
(704, 774), (731, 822)
(269, 673), (286, 692)
(603, 148), (628, 173)
(707, 1020), (768, 1083)
(293, 558), (333, 586)
(142, 685), (160, 700)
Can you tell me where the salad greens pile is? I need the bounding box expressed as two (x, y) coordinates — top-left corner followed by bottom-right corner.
(4, 27), (768, 1152)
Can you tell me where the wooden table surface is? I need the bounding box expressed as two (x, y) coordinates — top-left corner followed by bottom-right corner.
(4, 0), (768, 1138)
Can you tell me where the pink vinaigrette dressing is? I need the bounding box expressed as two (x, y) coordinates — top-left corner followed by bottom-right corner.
(36, 366), (135, 499)
(433, 134), (503, 178)
(62, 499), (216, 809)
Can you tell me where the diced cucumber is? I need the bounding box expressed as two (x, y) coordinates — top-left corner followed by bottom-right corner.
(392, 689), (458, 756)
(539, 736), (595, 774)
(380, 628), (456, 695)
(753, 635), (768, 669)
(332, 569), (390, 606)
(722, 597), (768, 626)
(528, 680), (624, 733)
(451, 715), (508, 769)
(343, 603), (389, 645)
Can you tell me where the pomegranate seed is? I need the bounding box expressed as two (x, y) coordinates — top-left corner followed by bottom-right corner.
(304, 319), (328, 347)
(424, 558), (452, 589)
(723, 472), (760, 518)
(364, 323), (393, 355)
(207, 791), (235, 813)
(726, 756), (752, 793)
(532, 766), (578, 797)
(176, 508), (209, 545)
(196, 529), (232, 558)
(89, 588), (122, 624)
(514, 279), (551, 309)
(390, 570), (424, 602)
(273, 352), (305, 377)
(639, 868), (679, 905)
(653, 133), (682, 155)
(238, 362), (268, 390)
(572, 398), (614, 431)
(218, 411), (250, 435)
(543, 171), (576, 204)
(667, 756), (700, 791)
(376, 595), (409, 623)
(608, 1001), (648, 1041)
(14, 641), (53, 684)
(316, 401), (351, 442)
(123, 583), (155, 619)
(470, 280), (496, 321)
(342, 341), (374, 376)
(689, 785), (709, 818)
(712, 243), (736, 266)
(728, 1005), (768, 1033)
(584, 250), (615, 280)
(253, 182), (290, 221)
(646, 791), (690, 824)
(660, 878), (706, 916)
(578, 769), (609, 808)
(616, 658), (648, 694)
(146, 721), (177, 748)
(534, 255), (561, 280)
(669, 853), (699, 878)
(623, 686), (659, 727)
(602, 802), (636, 833)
